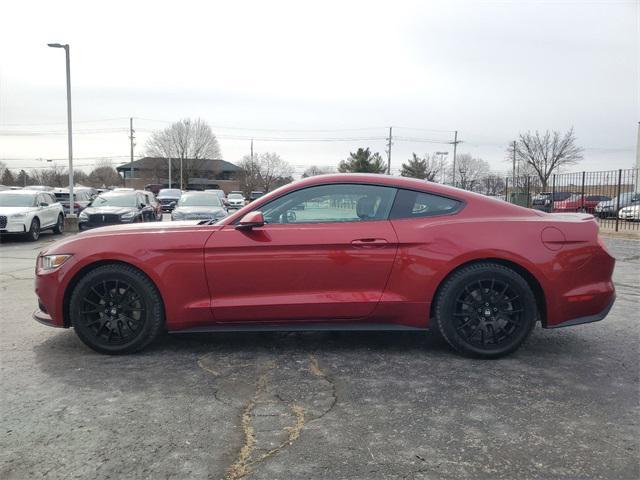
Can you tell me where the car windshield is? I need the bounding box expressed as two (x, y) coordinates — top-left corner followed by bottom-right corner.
(178, 194), (221, 207)
(92, 194), (137, 207)
(158, 189), (181, 198)
(228, 193), (244, 199)
(0, 193), (36, 207)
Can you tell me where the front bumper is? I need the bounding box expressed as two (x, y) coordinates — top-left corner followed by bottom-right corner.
(0, 221), (27, 234)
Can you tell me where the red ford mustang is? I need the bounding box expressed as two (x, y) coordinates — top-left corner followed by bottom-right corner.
(34, 174), (616, 358)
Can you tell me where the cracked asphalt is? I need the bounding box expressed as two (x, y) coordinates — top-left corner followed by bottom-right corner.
(1, 232), (638, 479)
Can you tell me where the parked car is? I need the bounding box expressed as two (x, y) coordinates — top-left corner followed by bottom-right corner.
(531, 191), (572, 212)
(0, 190), (64, 240)
(204, 189), (229, 209)
(157, 188), (182, 212)
(25, 185), (54, 191)
(227, 192), (246, 209)
(78, 191), (152, 230)
(595, 192), (640, 218)
(553, 194), (611, 213)
(249, 191), (265, 202)
(34, 174), (615, 358)
(138, 190), (163, 221)
(618, 203), (640, 221)
(170, 191), (228, 222)
(54, 189), (93, 215)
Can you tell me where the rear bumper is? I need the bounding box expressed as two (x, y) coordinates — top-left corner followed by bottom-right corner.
(545, 295), (615, 328)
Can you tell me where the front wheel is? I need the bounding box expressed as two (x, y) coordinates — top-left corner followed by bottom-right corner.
(434, 263), (537, 358)
(69, 264), (164, 354)
(53, 214), (64, 234)
(26, 218), (40, 241)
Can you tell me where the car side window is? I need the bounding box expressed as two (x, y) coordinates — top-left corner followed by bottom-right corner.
(260, 184), (397, 224)
(390, 189), (462, 219)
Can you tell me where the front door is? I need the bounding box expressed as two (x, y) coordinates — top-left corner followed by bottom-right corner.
(204, 183), (399, 323)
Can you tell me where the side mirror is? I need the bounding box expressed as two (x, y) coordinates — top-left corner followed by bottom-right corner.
(236, 211), (264, 231)
(39, 202), (48, 207)
(170, 201), (176, 207)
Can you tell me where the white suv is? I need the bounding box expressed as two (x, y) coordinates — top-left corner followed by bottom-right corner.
(0, 190), (65, 241)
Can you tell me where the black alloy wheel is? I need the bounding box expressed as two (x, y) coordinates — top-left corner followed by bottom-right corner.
(27, 218), (40, 241)
(70, 264), (164, 354)
(435, 263), (537, 358)
(53, 214), (64, 234)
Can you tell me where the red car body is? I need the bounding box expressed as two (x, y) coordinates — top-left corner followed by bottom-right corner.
(34, 174), (615, 344)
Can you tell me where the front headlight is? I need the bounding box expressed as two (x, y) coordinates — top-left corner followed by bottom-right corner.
(120, 211), (136, 219)
(172, 211), (184, 220)
(79, 211), (88, 220)
(10, 213), (26, 219)
(40, 254), (72, 271)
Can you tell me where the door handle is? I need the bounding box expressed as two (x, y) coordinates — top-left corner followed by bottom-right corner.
(351, 238), (388, 248)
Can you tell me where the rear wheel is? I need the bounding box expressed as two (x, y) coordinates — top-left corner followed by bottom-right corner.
(53, 214), (64, 234)
(69, 264), (164, 354)
(26, 218), (40, 241)
(435, 263), (537, 358)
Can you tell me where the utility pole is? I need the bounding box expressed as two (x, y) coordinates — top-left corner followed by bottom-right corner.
(386, 127), (393, 175)
(250, 138), (254, 163)
(451, 130), (459, 187)
(129, 117), (135, 188)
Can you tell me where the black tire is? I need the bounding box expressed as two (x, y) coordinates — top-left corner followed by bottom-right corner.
(435, 263), (537, 358)
(26, 217), (40, 241)
(53, 214), (64, 234)
(69, 264), (164, 354)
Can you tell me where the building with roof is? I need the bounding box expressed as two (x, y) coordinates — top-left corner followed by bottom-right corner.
(116, 157), (243, 192)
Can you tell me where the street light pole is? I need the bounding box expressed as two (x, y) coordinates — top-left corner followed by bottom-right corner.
(48, 43), (74, 216)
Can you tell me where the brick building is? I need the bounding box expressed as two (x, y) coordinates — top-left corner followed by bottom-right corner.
(116, 157), (243, 192)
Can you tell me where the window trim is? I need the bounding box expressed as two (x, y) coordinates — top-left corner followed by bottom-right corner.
(389, 188), (465, 221)
(232, 182), (399, 225)
(232, 182), (465, 225)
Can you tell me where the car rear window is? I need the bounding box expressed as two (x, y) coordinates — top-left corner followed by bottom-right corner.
(390, 189), (462, 219)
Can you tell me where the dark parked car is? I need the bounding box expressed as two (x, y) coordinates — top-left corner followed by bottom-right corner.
(157, 188), (182, 212)
(78, 191), (152, 229)
(54, 189), (93, 215)
(531, 191), (572, 212)
(170, 191), (228, 221)
(249, 191), (265, 202)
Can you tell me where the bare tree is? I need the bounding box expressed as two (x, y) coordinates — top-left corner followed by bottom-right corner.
(510, 128), (583, 189)
(259, 153), (293, 192)
(88, 159), (122, 188)
(454, 154), (491, 192)
(29, 164), (67, 187)
(237, 155), (263, 194)
(302, 165), (335, 178)
(482, 174), (506, 196)
(145, 118), (222, 189)
(237, 152), (294, 194)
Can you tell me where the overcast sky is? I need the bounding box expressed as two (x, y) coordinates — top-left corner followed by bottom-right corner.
(0, 0), (638, 177)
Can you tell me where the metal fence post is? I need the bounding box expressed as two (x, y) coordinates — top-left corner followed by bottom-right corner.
(580, 171), (586, 211)
(505, 177), (509, 202)
(615, 169), (622, 232)
(551, 174), (556, 213)
(526, 176), (531, 208)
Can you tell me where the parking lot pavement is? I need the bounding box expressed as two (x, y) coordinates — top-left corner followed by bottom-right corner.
(0, 235), (638, 480)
